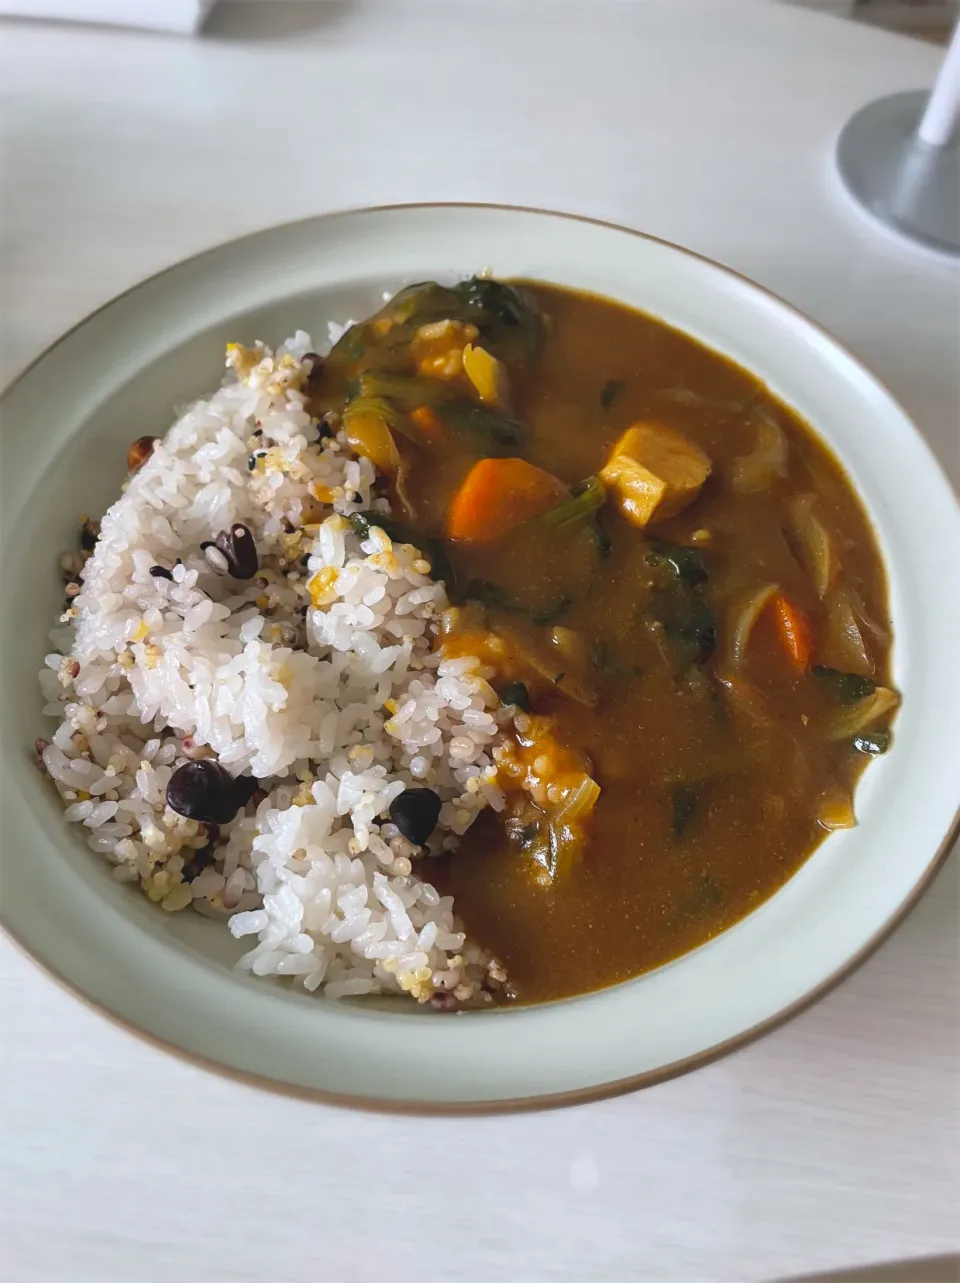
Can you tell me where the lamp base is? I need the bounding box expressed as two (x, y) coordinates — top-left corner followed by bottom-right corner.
(836, 90), (960, 258)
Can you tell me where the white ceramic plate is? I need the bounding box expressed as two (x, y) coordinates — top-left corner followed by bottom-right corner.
(3, 204), (958, 1110)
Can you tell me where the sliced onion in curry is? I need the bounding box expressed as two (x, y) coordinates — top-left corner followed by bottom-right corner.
(495, 621), (599, 708)
(392, 453), (418, 520)
(725, 582), (779, 670)
(551, 774), (601, 826)
(729, 408), (789, 494)
(822, 583), (873, 677)
(845, 580), (889, 644)
(656, 387), (744, 413)
(815, 786), (857, 831)
(714, 672), (772, 728)
(822, 685), (899, 741)
(548, 821), (586, 882)
(785, 493), (838, 598)
(549, 625), (593, 670)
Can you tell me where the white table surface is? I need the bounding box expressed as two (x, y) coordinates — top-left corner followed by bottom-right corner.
(2, 3), (958, 1281)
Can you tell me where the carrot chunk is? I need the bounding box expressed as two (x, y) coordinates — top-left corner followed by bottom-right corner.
(770, 592), (815, 670)
(446, 458), (568, 543)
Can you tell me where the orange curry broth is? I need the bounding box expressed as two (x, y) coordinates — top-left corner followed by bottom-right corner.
(313, 281), (894, 1004)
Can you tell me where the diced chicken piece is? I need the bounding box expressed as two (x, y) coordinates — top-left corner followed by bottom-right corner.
(598, 423), (711, 527)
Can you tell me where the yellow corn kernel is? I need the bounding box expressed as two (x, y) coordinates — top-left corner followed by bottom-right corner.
(308, 565), (340, 607)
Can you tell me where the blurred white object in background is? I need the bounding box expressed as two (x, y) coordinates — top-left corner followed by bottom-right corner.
(0, 0), (215, 32)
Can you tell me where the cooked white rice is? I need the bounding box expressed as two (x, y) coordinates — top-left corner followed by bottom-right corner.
(38, 329), (509, 1005)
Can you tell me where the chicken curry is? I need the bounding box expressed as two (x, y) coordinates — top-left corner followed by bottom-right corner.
(310, 277), (897, 1004)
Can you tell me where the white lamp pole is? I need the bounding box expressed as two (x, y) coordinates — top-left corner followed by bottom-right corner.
(918, 21), (960, 147)
(836, 22), (960, 258)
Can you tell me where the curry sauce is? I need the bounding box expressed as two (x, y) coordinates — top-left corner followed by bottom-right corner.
(314, 279), (897, 1004)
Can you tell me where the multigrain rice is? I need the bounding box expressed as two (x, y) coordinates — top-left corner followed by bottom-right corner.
(38, 329), (508, 1005)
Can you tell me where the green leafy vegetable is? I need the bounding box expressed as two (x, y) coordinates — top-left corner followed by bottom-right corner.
(590, 639), (641, 678)
(534, 600), (574, 625)
(337, 277), (540, 379)
(500, 681), (531, 711)
(439, 398), (528, 452)
(655, 593), (717, 669)
(350, 510), (408, 544)
(646, 539), (708, 587)
(462, 578), (572, 625)
(643, 540), (716, 670)
(356, 371), (449, 410)
(386, 281), (463, 325)
(852, 729), (891, 755)
(351, 372), (528, 453)
(536, 477), (606, 531)
(600, 379), (626, 410)
(671, 785), (698, 839)
(451, 277), (540, 354)
(591, 519), (612, 558)
(342, 393), (406, 430)
(328, 324), (366, 362)
(374, 278), (541, 358)
(453, 276), (530, 326)
(812, 666), (877, 704)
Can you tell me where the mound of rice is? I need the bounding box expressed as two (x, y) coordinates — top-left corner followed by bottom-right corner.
(38, 331), (509, 1005)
